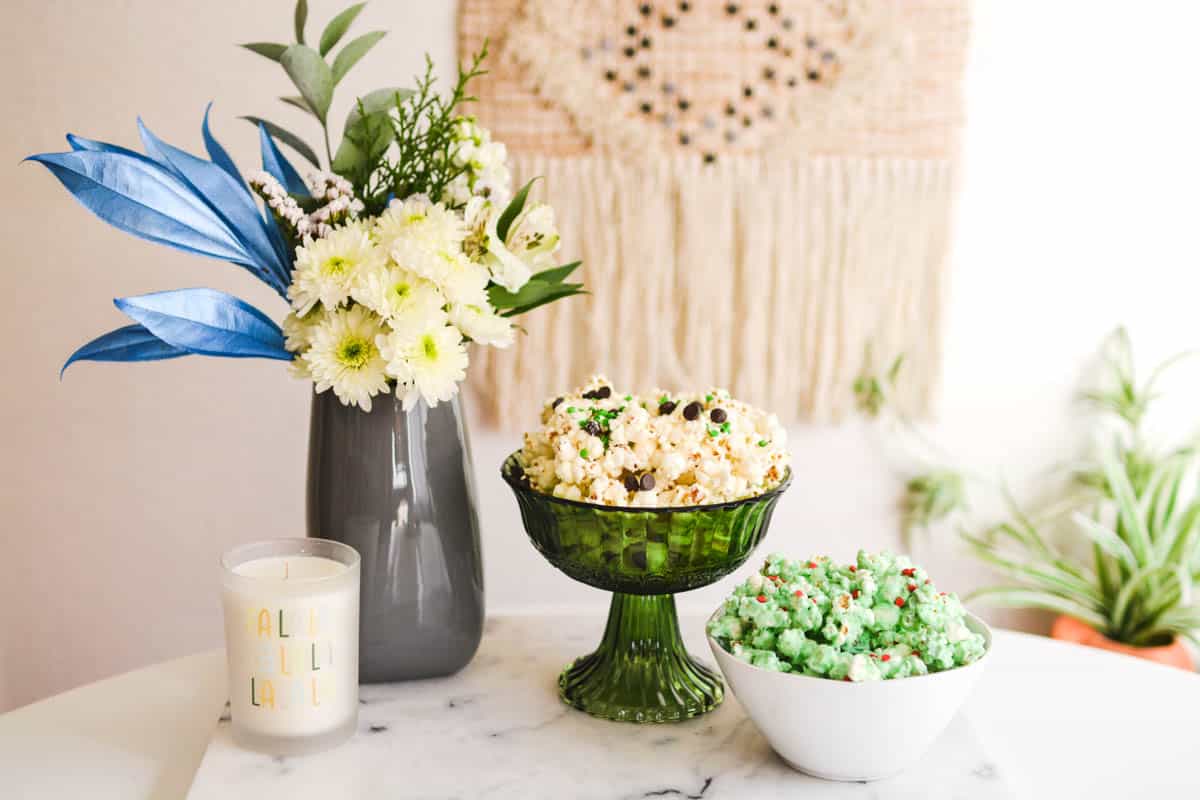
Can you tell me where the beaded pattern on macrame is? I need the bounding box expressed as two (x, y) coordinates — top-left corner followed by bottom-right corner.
(460, 0), (965, 161)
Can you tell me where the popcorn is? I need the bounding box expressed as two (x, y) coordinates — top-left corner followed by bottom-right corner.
(519, 376), (791, 507)
(707, 551), (988, 682)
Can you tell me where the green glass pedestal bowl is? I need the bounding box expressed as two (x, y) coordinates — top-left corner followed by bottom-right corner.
(502, 453), (792, 723)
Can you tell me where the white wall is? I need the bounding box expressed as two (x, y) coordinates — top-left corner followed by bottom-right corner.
(4, 0), (1200, 711)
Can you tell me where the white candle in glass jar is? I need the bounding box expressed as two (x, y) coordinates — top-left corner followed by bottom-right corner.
(220, 538), (360, 756)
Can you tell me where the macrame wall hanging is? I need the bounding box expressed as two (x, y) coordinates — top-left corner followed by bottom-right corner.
(459, 0), (970, 427)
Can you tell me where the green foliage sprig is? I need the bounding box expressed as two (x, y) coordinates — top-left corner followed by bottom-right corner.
(240, 0), (388, 168)
(339, 48), (488, 216)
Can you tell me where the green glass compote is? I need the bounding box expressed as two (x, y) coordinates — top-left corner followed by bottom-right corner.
(502, 453), (792, 723)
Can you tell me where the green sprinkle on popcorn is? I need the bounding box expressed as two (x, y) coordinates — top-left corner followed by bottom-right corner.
(708, 551), (986, 682)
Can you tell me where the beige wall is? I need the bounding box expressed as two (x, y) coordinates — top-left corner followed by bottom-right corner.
(6, 0), (1200, 712)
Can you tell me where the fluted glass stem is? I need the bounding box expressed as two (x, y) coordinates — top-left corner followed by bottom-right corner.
(557, 593), (723, 723)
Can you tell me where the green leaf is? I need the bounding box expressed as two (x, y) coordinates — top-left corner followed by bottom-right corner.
(331, 31), (387, 85)
(502, 285), (586, 318)
(280, 45), (334, 123)
(332, 114), (394, 176)
(496, 178), (538, 242)
(530, 261), (581, 285)
(330, 88), (410, 175)
(240, 42), (288, 62)
(342, 87), (413, 132)
(239, 117), (321, 168)
(1072, 512), (1138, 570)
(966, 587), (1109, 631)
(319, 3), (366, 56)
(294, 0), (308, 44)
(280, 95), (315, 116)
(489, 279), (585, 318)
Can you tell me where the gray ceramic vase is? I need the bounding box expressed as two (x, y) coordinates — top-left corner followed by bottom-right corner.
(306, 390), (484, 683)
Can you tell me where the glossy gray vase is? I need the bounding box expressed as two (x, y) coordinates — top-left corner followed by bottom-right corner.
(306, 390), (484, 683)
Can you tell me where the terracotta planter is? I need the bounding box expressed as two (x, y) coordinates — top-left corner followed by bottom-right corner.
(1051, 615), (1194, 671)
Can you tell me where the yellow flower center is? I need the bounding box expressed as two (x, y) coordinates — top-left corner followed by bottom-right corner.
(392, 282), (412, 300)
(336, 336), (375, 369)
(323, 256), (350, 276)
(421, 334), (438, 361)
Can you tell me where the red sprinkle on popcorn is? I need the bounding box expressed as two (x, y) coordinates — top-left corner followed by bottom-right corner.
(925, 579), (932, 585)
(901, 568), (915, 577)
(807, 561), (818, 569)
(912, 651), (921, 659)
(756, 594), (767, 603)
(852, 590), (860, 599)
(895, 597), (905, 607)
(794, 590), (804, 598)
(881, 654), (891, 662)
(907, 583), (918, 592)
(848, 565), (857, 572)
(843, 676), (852, 682)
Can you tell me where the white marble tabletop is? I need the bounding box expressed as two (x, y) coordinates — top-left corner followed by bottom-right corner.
(188, 615), (1007, 800)
(3, 613), (1199, 799)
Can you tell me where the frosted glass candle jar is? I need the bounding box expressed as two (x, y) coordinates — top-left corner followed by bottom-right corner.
(220, 538), (360, 756)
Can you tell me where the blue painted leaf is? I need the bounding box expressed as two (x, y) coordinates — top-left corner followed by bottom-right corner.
(202, 103), (242, 184)
(262, 204), (294, 276)
(114, 288), (292, 360)
(26, 150), (254, 265)
(138, 118), (288, 293)
(258, 123), (309, 196)
(66, 133), (151, 163)
(61, 323), (189, 377)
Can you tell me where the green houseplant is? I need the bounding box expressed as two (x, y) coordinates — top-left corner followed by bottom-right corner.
(965, 331), (1198, 666)
(858, 329), (1199, 668)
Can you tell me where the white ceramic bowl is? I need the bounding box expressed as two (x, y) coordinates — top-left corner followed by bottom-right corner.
(707, 611), (992, 782)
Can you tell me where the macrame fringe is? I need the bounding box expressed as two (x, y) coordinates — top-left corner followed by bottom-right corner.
(468, 154), (954, 429)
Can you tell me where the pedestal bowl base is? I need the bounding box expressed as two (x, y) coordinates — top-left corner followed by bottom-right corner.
(557, 593), (723, 723)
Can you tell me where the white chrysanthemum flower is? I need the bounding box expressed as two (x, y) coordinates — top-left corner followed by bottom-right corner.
(378, 323), (468, 410)
(288, 224), (383, 315)
(281, 306), (327, 354)
(305, 305), (391, 412)
(449, 303), (514, 348)
(351, 263), (447, 326)
(387, 216), (490, 305)
(373, 195), (465, 256)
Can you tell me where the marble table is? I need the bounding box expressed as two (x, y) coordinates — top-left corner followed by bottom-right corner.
(2, 613), (1199, 799)
(189, 616), (1006, 799)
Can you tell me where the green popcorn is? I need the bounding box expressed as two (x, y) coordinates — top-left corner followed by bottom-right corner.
(789, 601), (823, 632)
(749, 628), (777, 650)
(776, 628), (807, 660)
(804, 643), (840, 676)
(872, 603), (900, 630)
(708, 615), (743, 640)
(710, 550), (988, 682)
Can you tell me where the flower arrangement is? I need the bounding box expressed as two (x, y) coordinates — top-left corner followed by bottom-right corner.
(30, 1), (583, 412)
